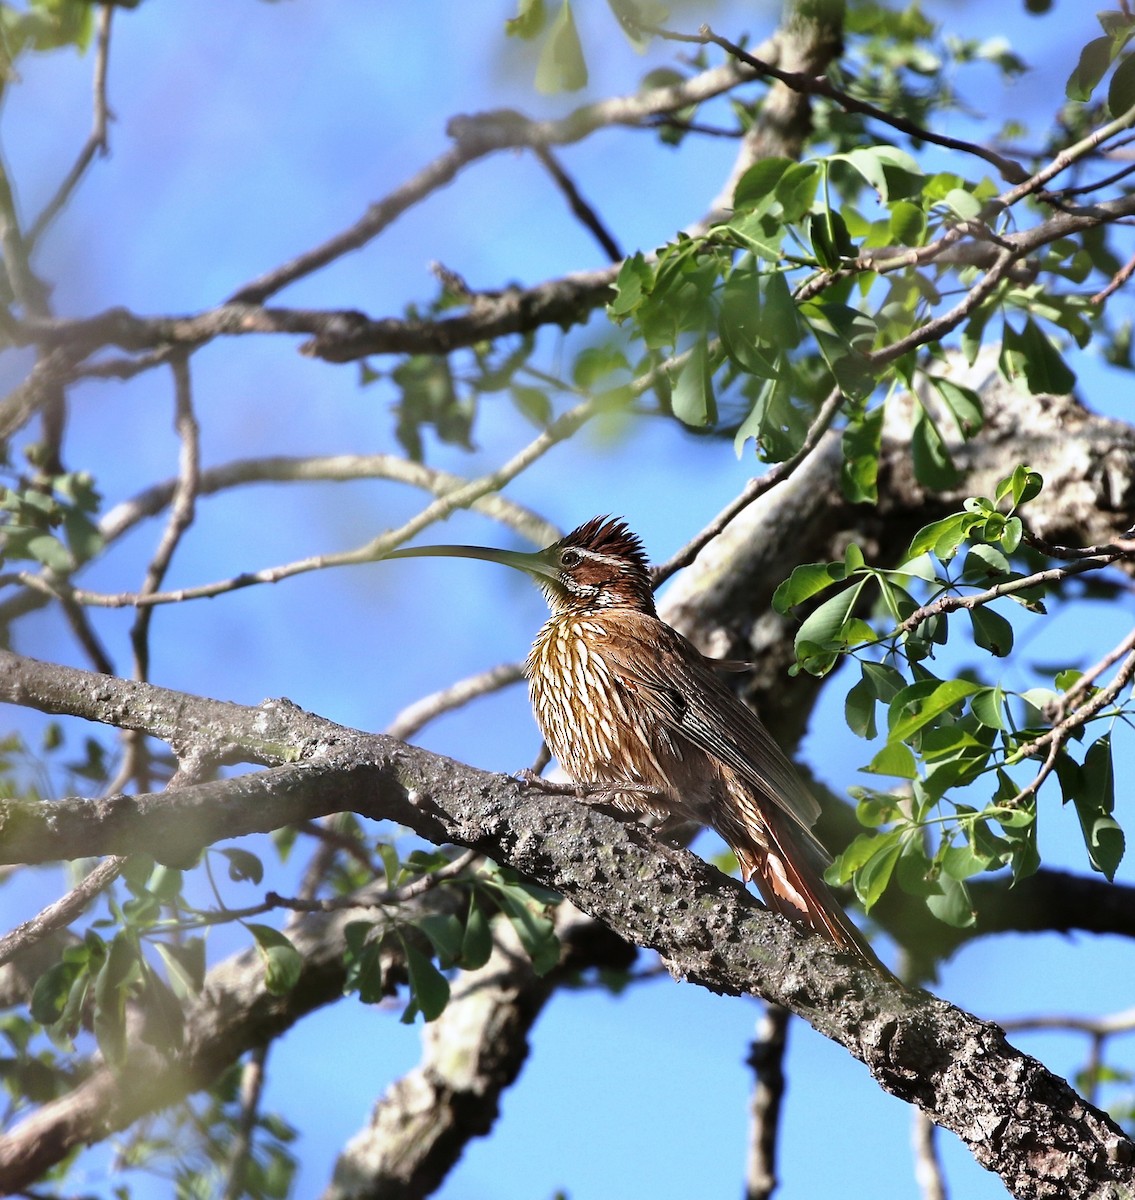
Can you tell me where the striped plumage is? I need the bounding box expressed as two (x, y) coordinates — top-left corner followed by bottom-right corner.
(389, 515), (879, 966)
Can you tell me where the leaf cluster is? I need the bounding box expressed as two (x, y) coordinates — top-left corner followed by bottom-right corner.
(774, 467), (1129, 922)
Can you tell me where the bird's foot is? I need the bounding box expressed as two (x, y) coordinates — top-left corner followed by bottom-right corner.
(514, 771), (662, 812)
(513, 768), (588, 797)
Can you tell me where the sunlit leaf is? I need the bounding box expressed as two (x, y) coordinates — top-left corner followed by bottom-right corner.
(670, 337), (716, 427)
(249, 924), (303, 996)
(535, 1), (588, 93)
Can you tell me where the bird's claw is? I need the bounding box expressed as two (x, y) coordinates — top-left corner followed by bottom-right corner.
(513, 768), (582, 796)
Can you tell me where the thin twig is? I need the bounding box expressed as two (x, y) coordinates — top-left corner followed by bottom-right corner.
(998, 99), (1135, 208)
(226, 55), (757, 306)
(129, 354), (201, 679)
(1092, 250), (1135, 305)
(653, 385), (844, 585)
(1006, 629), (1135, 805)
(0, 856), (125, 968)
(163, 850), (484, 930)
(653, 23), (1027, 183)
(386, 662), (526, 741)
(1020, 530), (1131, 561)
(295, 818), (378, 875)
(1057, 624), (1135, 716)
(98, 454), (560, 549)
(745, 1002), (791, 1200)
(56, 588), (116, 675)
(999, 1007), (1135, 1037)
(1048, 157), (1135, 202)
(891, 552), (1129, 641)
(532, 145), (623, 263)
(27, 2), (114, 248)
(912, 1110), (949, 1200)
(0, 456), (561, 629)
(38, 352), (687, 610)
(222, 1047), (267, 1200)
(33, 396), (595, 609)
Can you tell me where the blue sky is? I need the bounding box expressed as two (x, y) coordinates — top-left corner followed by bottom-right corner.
(6, 1), (1135, 1197)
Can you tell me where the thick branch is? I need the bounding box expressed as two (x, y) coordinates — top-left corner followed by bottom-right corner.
(0, 651), (1129, 1199)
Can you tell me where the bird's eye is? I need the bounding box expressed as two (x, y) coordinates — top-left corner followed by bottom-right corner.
(560, 548), (582, 568)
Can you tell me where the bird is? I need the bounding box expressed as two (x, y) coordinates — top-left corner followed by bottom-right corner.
(387, 515), (880, 967)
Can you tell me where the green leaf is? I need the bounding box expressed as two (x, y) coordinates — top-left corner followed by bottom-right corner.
(482, 878), (560, 974)
(941, 188), (982, 220)
(834, 145), (923, 202)
(911, 402), (958, 489)
(808, 209), (856, 270)
(511, 385), (552, 428)
(93, 933), (139, 1065)
(400, 937), (451, 1022)
(827, 832), (884, 886)
(535, 1), (588, 94)
(61, 508), (104, 565)
(1001, 515), (1023, 552)
(1000, 319), (1076, 395)
(249, 924), (303, 996)
(719, 264), (778, 377)
(606, 0), (666, 52)
(725, 212), (784, 260)
(733, 375), (808, 461)
(771, 558), (848, 613)
(845, 671), (878, 739)
(461, 894), (494, 970)
(793, 579), (867, 656)
(961, 543), (1010, 581)
(970, 686), (1006, 730)
(895, 841), (938, 898)
(968, 605), (1014, 657)
(1075, 736), (1125, 880)
(905, 512), (978, 562)
(1109, 52), (1135, 116)
(670, 338), (716, 427)
(760, 272), (801, 349)
(928, 376), (983, 439)
(608, 252), (653, 318)
(377, 842), (402, 886)
(732, 157), (794, 213)
(152, 938), (206, 1000)
(841, 403), (884, 503)
(1067, 35), (1112, 100)
(31, 960), (83, 1026)
(888, 678), (981, 743)
(888, 200), (926, 246)
(26, 533), (73, 572)
(861, 660), (906, 703)
(855, 790), (900, 827)
(414, 913), (464, 968)
(926, 875), (975, 927)
(219, 847), (264, 885)
(852, 833), (903, 910)
(505, 0), (546, 38)
(1003, 464), (1043, 508)
(343, 921), (386, 1004)
(774, 161), (820, 222)
(996, 794), (1040, 882)
(863, 740), (918, 779)
(798, 300), (879, 401)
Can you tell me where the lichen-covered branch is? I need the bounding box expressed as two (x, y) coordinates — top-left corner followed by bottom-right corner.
(0, 650), (1129, 1198)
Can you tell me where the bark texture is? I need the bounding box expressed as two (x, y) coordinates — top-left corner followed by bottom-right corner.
(0, 651), (1130, 1199)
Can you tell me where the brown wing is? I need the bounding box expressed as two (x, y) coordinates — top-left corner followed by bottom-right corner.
(596, 612), (824, 840)
(598, 612), (884, 969)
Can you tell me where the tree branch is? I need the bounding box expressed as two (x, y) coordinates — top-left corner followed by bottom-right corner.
(0, 650), (1130, 1198)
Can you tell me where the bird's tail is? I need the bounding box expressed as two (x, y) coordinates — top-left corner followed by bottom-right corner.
(726, 807), (883, 970)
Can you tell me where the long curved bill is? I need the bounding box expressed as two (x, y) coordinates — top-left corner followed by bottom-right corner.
(383, 542), (561, 584)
